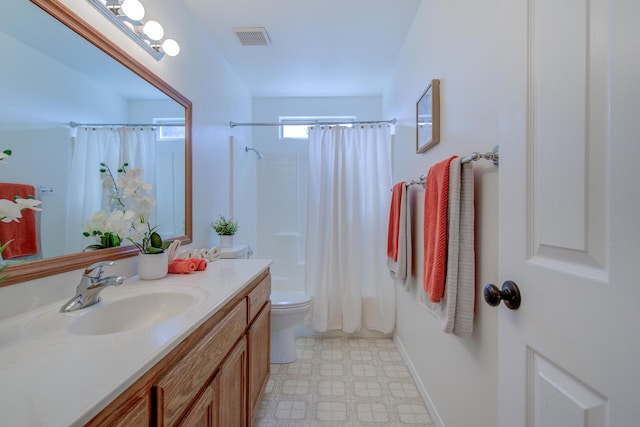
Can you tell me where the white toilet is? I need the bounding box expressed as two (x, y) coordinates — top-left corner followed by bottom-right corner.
(218, 245), (311, 363)
(270, 291), (311, 364)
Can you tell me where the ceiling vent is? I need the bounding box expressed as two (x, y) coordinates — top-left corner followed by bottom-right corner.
(233, 27), (271, 46)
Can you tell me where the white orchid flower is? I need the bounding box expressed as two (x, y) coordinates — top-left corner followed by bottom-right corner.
(104, 210), (136, 236)
(86, 162), (157, 248)
(0, 199), (22, 223)
(13, 197), (42, 212)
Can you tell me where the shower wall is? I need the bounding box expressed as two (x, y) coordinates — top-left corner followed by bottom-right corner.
(253, 97), (382, 294)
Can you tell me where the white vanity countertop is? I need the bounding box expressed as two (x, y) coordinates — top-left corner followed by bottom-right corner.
(0, 259), (271, 427)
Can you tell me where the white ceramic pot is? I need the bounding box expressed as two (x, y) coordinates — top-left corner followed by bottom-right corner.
(219, 235), (234, 248)
(138, 252), (169, 280)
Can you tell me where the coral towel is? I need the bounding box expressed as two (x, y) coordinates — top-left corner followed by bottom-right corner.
(192, 258), (208, 271)
(387, 182), (405, 261)
(387, 182), (411, 281)
(0, 183), (38, 260)
(423, 156), (457, 302)
(168, 257), (208, 274)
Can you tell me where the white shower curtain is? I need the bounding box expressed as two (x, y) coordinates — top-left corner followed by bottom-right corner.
(120, 127), (158, 224)
(65, 127), (157, 253)
(305, 124), (395, 334)
(65, 128), (120, 253)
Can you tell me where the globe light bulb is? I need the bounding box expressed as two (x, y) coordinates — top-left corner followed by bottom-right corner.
(162, 39), (180, 57)
(120, 0), (145, 21)
(143, 20), (164, 41)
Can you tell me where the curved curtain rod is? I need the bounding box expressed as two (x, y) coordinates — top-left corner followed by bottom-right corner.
(229, 119), (397, 128)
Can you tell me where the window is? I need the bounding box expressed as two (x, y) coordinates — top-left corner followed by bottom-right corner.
(153, 118), (185, 141)
(279, 116), (356, 140)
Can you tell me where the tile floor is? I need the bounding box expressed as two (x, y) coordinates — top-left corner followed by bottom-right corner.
(253, 336), (435, 427)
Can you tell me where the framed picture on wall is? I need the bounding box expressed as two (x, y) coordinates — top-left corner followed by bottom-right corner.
(416, 79), (440, 153)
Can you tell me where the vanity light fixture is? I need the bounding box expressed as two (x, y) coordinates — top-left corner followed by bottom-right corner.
(87, 0), (180, 59)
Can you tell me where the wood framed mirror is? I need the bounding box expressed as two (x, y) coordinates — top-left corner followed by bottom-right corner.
(0, 0), (192, 286)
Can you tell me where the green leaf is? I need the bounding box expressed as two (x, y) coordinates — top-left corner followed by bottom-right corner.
(145, 246), (164, 254)
(83, 244), (107, 251)
(0, 239), (14, 253)
(150, 231), (163, 248)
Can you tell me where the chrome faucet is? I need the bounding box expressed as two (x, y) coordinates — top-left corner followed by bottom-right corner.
(60, 261), (126, 313)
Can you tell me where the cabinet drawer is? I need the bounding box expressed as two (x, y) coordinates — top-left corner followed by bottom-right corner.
(155, 300), (247, 427)
(247, 275), (271, 323)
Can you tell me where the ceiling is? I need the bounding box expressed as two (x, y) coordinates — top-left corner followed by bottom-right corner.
(183, 0), (422, 97)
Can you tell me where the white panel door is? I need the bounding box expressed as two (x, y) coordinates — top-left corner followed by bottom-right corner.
(498, 0), (640, 426)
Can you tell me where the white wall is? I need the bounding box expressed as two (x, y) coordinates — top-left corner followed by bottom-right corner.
(383, 1), (500, 426)
(252, 96), (381, 293)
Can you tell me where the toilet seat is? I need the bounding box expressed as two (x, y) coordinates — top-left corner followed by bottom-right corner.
(271, 291), (311, 310)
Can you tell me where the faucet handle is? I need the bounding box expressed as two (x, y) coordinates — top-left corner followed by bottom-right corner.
(84, 260), (117, 278)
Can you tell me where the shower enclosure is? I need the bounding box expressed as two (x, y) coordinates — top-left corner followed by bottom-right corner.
(255, 144), (308, 294)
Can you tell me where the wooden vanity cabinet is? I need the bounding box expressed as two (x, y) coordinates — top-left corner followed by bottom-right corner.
(84, 270), (271, 427)
(156, 300), (247, 426)
(247, 301), (270, 424)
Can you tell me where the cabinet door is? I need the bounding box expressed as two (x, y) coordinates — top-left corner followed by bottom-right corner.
(248, 302), (270, 424)
(111, 395), (150, 427)
(177, 379), (219, 427)
(218, 337), (247, 427)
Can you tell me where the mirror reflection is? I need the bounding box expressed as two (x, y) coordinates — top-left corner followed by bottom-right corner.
(1, 0), (186, 265)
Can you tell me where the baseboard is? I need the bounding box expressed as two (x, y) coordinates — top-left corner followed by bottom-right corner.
(393, 334), (445, 427)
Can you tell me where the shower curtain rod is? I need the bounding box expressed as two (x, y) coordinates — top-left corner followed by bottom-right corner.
(229, 119), (397, 128)
(69, 121), (183, 128)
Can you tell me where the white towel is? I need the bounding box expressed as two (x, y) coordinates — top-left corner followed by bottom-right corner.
(429, 158), (475, 337)
(387, 183), (412, 282)
(452, 161), (475, 337)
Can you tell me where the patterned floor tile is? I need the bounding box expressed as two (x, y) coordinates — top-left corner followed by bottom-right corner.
(253, 337), (434, 427)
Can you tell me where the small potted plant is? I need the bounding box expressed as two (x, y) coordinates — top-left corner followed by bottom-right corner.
(128, 220), (170, 280)
(210, 215), (238, 248)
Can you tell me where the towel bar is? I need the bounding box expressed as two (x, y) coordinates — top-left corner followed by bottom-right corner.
(392, 145), (499, 192)
(461, 145), (499, 166)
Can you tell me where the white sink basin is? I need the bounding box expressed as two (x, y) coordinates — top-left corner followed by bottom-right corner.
(67, 290), (199, 336)
(20, 284), (208, 338)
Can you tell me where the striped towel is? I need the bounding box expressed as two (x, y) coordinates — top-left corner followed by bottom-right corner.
(452, 161), (476, 337)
